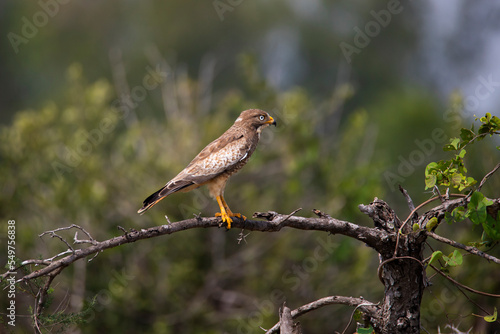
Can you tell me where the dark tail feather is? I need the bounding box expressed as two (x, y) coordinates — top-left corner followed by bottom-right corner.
(137, 187), (166, 214)
(138, 181), (195, 214)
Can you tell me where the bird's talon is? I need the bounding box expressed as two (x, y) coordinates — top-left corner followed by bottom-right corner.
(215, 212), (233, 229)
(230, 213), (246, 220)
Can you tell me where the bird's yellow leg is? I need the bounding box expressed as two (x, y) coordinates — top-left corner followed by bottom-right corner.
(220, 195), (246, 221)
(215, 195), (246, 229)
(215, 195), (233, 229)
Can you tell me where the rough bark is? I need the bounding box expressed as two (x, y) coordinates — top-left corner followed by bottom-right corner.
(360, 199), (426, 333)
(378, 233), (426, 333)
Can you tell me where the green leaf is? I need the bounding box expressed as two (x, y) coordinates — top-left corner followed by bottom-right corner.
(466, 177), (477, 187)
(451, 206), (466, 222)
(484, 307), (497, 322)
(478, 124), (491, 135)
(429, 251), (443, 265)
(483, 197), (494, 206)
(444, 137), (460, 151)
(482, 215), (500, 241)
(425, 174), (437, 189)
(357, 325), (374, 334)
(425, 162), (438, 176)
(467, 191), (492, 224)
(443, 250), (463, 267)
(450, 172), (463, 187)
(426, 217), (439, 231)
(492, 115), (500, 127)
(412, 223), (420, 231)
(480, 112), (491, 123)
(445, 206), (466, 224)
(353, 309), (363, 322)
(460, 128), (474, 142)
(444, 212), (454, 224)
(457, 149), (466, 158)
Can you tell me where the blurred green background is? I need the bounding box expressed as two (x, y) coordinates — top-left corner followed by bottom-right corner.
(1, 1), (500, 333)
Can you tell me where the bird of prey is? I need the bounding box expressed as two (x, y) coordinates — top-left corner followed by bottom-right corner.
(138, 109), (276, 229)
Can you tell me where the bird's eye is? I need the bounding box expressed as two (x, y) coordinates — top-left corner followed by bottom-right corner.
(259, 115), (265, 121)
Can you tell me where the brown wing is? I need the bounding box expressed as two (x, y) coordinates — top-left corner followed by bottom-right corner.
(173, 130), (251, 186)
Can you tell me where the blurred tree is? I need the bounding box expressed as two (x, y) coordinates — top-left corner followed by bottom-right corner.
(1, 62), (499, 333)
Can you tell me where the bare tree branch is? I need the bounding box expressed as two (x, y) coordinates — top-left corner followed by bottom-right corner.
(265, 296), (380, 334)
(279, 303), (294, 334)
(1, 212), (388, 283)
(427, 231), (500, 264)
(399, 185), (415, 211)
(478, 162), (500, 191)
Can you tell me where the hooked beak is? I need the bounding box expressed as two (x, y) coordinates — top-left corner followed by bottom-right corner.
(266, 116), (277, 127)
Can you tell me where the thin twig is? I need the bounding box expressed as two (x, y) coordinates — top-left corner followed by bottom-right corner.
(399, 185), (415, 211)
(44, 250), (74, 263)
(73, 232), (97, 245)
(341, 302), (380, 334)
(236, 230), (250, 245)
(478, 162), (500, 191)
(427, 231), (500, 264)
(433, 185), (445, 204)
(429, 264), (500, 298)
(117, 225), (127, 234)
(459, 287), (500, 325)
(20, 259), (51, 266)
(40, 231), (74, 253)
(278, 208), (303, 225)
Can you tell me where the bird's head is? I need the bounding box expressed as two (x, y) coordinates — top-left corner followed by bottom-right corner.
(235, 109), (277, 131)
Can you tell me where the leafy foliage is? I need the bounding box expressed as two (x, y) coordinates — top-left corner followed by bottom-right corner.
(428, 250), (463, 269)
(424, 115), (500, 241)
(425, 113), (500, 191)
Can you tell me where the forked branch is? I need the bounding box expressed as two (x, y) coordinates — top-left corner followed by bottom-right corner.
(264, 296), (381, 334)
